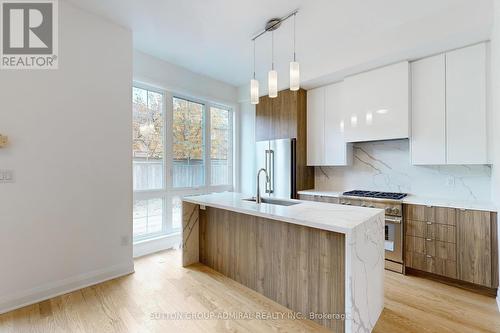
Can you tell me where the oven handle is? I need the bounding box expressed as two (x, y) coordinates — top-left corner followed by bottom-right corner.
(385, 216), (402, 224)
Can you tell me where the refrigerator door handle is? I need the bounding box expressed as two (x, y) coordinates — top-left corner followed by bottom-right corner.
(267, 149), (274, 194)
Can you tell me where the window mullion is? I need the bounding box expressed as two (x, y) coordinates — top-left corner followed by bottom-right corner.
(205, 103), (211, 192)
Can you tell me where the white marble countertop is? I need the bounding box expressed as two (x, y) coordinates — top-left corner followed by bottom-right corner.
(182, 192), (384, 234)
(297, 189), (498, 212)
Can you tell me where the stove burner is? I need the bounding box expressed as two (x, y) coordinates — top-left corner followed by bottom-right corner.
(342, 190), (407, 200)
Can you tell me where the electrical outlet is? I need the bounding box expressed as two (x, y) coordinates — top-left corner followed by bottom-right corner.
(0, 170), (14, 183)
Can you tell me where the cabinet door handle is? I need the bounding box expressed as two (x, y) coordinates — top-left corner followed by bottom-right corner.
(426, 238), (432, 241)
(426, 255), (432, 258)
(426, 222), (432, 225)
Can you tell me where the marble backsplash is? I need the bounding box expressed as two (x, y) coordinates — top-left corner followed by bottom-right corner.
(315, 139), (492, 201)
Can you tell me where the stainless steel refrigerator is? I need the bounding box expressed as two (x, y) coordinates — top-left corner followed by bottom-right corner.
(255, 138), (297, 199)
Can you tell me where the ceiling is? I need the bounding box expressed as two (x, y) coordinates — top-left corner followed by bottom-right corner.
(67, 0), (493, 89)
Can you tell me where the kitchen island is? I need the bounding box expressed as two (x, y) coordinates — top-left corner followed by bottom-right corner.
(182, 192), (385, 333)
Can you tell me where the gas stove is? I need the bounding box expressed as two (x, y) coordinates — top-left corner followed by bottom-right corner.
(342, 190), (407, 201)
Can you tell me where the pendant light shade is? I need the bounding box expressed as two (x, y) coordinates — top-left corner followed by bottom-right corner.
(249, 10), (300, 100)
(289, 13), (300, 91)
(250, 79), (259, 104)
(268, 70), (278, 98)
(268, 31), (278, 98)
(290, 61), (300, 91)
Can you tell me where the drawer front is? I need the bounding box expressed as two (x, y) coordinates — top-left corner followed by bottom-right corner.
(405, 204), (456, 226)
(298, 194), (339, 204)
(316, 196), (339, 204)
(429, 207), (456, 226)
(425, 238), (456, 261)
(406, 219), (426, 238)
(406, 236), (457, 278)
(405, 204), (428, 221)
(406, 220), (456, 243)
(426, 256), (457, 279)
(299, 194), (315, 201)
(427, 223), (456, 243)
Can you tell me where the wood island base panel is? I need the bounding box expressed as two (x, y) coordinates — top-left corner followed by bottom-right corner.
(181, 192), (385, 333)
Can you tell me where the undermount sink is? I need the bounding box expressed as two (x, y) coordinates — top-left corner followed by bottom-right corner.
(243, 197), (300, 206)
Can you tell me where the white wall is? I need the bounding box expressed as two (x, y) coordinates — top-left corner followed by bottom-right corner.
(490, 0), (500, 309)
(0, 1), (133, 313)
(133, 50), (238, 106)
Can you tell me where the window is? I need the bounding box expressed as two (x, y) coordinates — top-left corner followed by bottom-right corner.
(210, 106), (233, 186)
(172, 97), (205, 188)
(133, 87), (164, 190)
(133, 86), (166, 241)
(132, 84), (235, 244)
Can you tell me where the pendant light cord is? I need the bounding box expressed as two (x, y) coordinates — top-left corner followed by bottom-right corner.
(253, 40), (256, 79)
(271, 31), (274, 70)
(293, 13), (296, 62)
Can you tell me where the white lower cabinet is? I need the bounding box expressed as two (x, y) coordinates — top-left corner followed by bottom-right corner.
(307, 83), (352, 166)
(411, 43), (488, 165)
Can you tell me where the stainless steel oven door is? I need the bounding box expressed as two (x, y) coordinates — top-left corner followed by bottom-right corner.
(384, 216), (403, 263)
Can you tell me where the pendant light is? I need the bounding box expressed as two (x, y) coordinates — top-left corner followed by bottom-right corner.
(268, 31), (278, 98)
(250, 40), (259, 104)
(289, 13), (300, 91)
(249, 10), (299, 101)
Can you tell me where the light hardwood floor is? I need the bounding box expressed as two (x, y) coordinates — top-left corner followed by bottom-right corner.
(1, 249), (499, 333)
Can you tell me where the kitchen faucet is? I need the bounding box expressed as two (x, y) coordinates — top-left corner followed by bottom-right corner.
(256, 168), (269, 203)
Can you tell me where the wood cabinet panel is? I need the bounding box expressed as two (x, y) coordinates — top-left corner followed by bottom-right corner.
(255, 95), (271, 142)
(405, 204), (455, 226)
(406, 236), (425, 254)
(427, 256), (457, 279)
(405, 205), (427, 221)
(457, 209), (493, 287)
(256, 89), (314, 195)
(200, 207), (345, 332)
(299, 194), (340, 204)
(427, 223), (456, 243)
(425, 239), (456, 261)
(406, 236), (457, 279)
(428, 207), (456, 226)
(406, 219), (426, 238)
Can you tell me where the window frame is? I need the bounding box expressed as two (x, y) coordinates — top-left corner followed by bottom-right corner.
(169, 93), (234, 193)
(132, 82), (236, 243)
(132, 83), (169, 242)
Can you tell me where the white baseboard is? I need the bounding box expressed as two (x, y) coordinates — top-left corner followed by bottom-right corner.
(497, 296), (500, 312)
(0, 261), (134, 315)
(133, 233), (181, 258)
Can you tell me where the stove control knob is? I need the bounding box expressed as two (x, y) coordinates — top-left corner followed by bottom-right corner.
(385, 207), (392, 214)
(391, 208), (400, 215)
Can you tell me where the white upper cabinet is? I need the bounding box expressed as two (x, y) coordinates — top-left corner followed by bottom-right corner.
(307, 87), (325, 165)
(410, 43), (488, 165)
(343, 61), (410, 142)
(411, 54), (446, 165)
(307, 83), (352, 166)
(446, 43), (487, 164)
